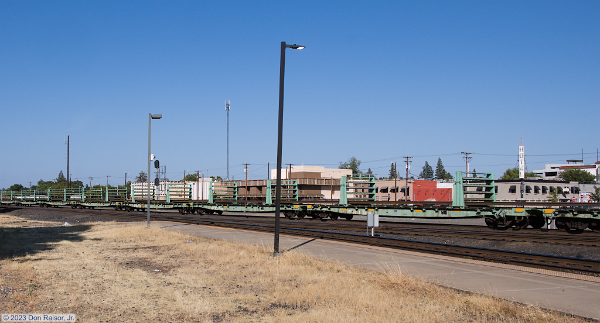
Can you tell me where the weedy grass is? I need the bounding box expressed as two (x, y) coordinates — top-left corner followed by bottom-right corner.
(0, 213), (587, 322)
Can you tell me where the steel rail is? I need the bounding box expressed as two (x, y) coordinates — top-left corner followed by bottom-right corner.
(111, 211), (600, 277)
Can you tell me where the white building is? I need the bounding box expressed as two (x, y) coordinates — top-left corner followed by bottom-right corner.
(533, 160), (599, 181)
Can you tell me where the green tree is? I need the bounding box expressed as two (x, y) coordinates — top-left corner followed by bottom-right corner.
(365, 168), (374, 177)
(135, 171), (148, 183)
(184, 174), (198, 181)
(35, 179), (54, 191)
(56, 170), (66, 182)
(547, 189), (559, 203)
(500, 167), (538, 180)
(590, 186), (600, 202)
(70, 180), (84, 189)
(558, 169), (596, 183)
(339, 157), (362, 176)
(210, 175), (223, 181)
(434, 158), (453, 181)
(419, 161), (434, 179)
(8, 184), (24, 191)
(389, 163), (396, 179)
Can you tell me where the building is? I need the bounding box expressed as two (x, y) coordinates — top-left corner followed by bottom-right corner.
(495, 179), (584, 202)
(533, 160), (599, 181)
(412, 180), (453, 202)
(375, 179), (412, 201)
(271, 165), (351, 180)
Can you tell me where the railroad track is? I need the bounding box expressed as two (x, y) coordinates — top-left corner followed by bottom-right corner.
(13, 206), (599, 278)
(147, 213), (600, 277)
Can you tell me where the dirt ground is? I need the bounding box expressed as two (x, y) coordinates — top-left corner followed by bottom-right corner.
(0, 207), (591, 322)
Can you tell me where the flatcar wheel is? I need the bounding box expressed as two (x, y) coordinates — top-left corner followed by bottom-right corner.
(484, 217), (498, 229)
(513, 217), (528, 230)
(330, 214), (339, 220)
(590, 220), (600, 232)
(529, 216), (545, 229)
(344, 215), (353, 220)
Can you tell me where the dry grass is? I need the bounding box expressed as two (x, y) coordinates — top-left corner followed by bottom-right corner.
(0, 212), (587, 322)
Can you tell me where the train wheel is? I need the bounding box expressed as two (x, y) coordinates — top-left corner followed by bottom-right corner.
(529, 216), (545, 229)
(590, 220), (600, 232)
(485, 217), (498, 229)
(513, 217), (528, 230)
(330, 214), (339, 220)
(344, 215), (353, 220)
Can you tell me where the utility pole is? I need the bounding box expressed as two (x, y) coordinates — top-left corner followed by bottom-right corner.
(394, 162), (397, 201)
(125, 173), (127, 186)
(286, 164), (294, 180)
(267, 162), (270, 180)
(404, 157), (412, 201)
(89, 177), (93, 189)
(461, 152), (472, 174)
(244, 163), (249, 202)
(226, 101), (231, 181)
(106, 175), (111, 188)
(196, 171), (200, 200)
(67, 136), (70, 188)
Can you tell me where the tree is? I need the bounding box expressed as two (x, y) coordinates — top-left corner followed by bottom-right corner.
(35, 179), (54, 191)
(210, 175), (223, 181)
(365, 168), (374, 177)
(389, 163), (396, 179)
(184, 174), (198, 181)
(434, 158), (453, 181)
(500, 167), (538, 180)
(8, 184), (24, 191)
(135, 171), (148, 183)
(70, 180), (84, 189)
(419, 161), (434, 179)
(339, 157), (362, 176)
(558, 169), (596, 183)
(590, 186), (600, 202)
(547, 188), (559, 203)
(56, 170), (66, 182)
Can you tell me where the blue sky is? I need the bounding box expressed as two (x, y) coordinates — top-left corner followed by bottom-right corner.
(1, 1), (598, 188)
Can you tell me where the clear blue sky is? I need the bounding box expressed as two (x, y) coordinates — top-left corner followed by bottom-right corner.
(1, 1), (598, 188)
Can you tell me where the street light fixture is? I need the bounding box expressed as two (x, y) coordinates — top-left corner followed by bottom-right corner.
(274, 41), (305, 256)
(148, 113), (162, 226)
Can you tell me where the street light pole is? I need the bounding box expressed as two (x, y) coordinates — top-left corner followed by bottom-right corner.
(274, 41), (305, 256)
(148, 113), (162, 226)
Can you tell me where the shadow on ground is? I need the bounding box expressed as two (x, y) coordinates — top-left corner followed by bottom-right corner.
(0, 224), (92, 260)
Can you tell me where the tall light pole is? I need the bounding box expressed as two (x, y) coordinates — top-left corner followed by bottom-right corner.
(274, 41), (305, 256)
(148, 113), (162, 226)
(226, 101), (230, 180)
